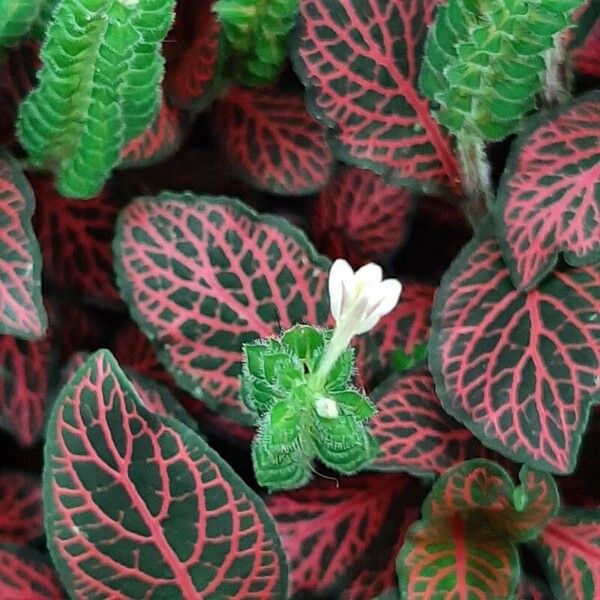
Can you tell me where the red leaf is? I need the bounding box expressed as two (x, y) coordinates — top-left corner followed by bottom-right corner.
(0, 472), (42, 544)
(45, 350), (288, 598)
(0, 151), (46, 339)
(0, 332), (52, 446)
(369, 371), (491, 478)
(54, 303), (104, 363)
(356, 282), (434, 388)
(112, 322), (175, 389)
(119, 99), (184, 169)
(267, 473), (422, 599)
(535, 509), (600, 600)
(164, 0), (222, 110)
(293, 0), (460, 195)
(114, 193), (331, 424)
(574, 19), (600, 78)
(496, 90), (600, 290)
(430, 236), (600, 474)
(0, 544), (63, 599)
(31, 174), (121, 303)
(518, 577), (550, 600)
(0, 42), (39, 146)
(310, 167), (413, 268)
(213, 87), (335, 195)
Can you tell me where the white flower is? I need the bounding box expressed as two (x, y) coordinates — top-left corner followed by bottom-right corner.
(315, 396), (339, 419)
(328, 259), (402, 335)
(313, 259), (402, 385)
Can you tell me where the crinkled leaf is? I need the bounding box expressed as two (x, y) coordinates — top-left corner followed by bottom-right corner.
(430, 236), (600, 474)
(532, 508), (600, 600)
(213, 87), (334, 195)
(310, 167), (413, 268)
(44, 350), (288, 598)
(0, 543), (63, 599)
(0, 151), (46, 339)
(119, 98), (184, 169)
(164, 0), (223, 110)
(30, 174), (120, 303)
(369, 371), (492, 478)
(293, 0), (460, 195)
(0, 0), (46, 49)
(495, 90), (600, 290)
(267, 473), (422, 599)
(114, 192), (331, 425)
(0, 331), (52, 446)
(17, 0), (176, 198)
(0, 471), (42, 544)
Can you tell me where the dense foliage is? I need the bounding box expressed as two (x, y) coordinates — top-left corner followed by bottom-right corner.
(0, 0), (598, 598)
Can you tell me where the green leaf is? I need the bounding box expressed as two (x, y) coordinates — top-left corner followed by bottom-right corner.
(17, 0), (175, 198)
(330, 390), (376, 420)
(0, 0), (46, 49)
(44, 349), (288, 598)
(214, 0), (298, 86)
(420, 0), (585, 140)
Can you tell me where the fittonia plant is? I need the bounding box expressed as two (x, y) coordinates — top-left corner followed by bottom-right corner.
(243, 259), (402, 490)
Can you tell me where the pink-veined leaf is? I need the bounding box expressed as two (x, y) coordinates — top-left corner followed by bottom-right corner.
(398, 518), (520, 600)
(518, 576), (552, 600)
(267, 473), (423, 599)
(533, 508), (600, 600)
(114, 192), (331, 425)
(430, 236), (600, 474)
(44, 350), (288, 598)
(213, 87), (334, 195)
(574, 19), (600, 78)
(293, 0), (460, 196)
(398, 459), (559, 600)
(63, 352), (199, 433)
(310, 167), (413, 268)
(0, 471), (42, 544)
(0, 544), (64, 599)
(0, 42), (39, 146)
(495, 90), (600, 290)
(164, 0), (222, 110)
(0, 151), (46, 339)
(119, 98), (184, 169)
(368, 371), (492, 478)
(30, 174), (121, 303)
(356, 282), (434, 389)
(0, 331), (52, 446)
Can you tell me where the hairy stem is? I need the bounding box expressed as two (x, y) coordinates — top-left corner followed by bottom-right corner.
(456, 134), (492, 229)
(543, 34), (572, 107)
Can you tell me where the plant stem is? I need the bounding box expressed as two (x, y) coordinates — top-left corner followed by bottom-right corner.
(456, 134), (492, 229)
(542, 34), (571, 107)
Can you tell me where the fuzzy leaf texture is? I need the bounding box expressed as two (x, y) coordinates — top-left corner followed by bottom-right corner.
(0, 0), (47, 49)
(17, 0), (175, 199)
(242, 325), (378, 491)
(214, 0), (298, 86)
(420, 0), (584, 140)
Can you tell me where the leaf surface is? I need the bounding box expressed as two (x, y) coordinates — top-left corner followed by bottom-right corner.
(430, 236), (600, 473)
(0, 471), (42, 544)
(495, 91), (600, 290)
(44, 350), (287, 599)
(0, 151), (46, 339)
(310, 167), (413, 268)
(293, 0), (460, 195)
(213, 87), (334, 195)
(114, 193), (331, 424)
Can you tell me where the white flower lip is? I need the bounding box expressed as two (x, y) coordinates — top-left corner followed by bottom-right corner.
(328, 259), (402, 335)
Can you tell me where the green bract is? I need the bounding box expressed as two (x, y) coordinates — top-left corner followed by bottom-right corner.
(17, 0), (175, 199)
(214, 0), (298, 86)
(420, 0), (583, 141)
(242, 325), (379, 491)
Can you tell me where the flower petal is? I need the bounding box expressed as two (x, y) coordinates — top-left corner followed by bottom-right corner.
(329, 259), (353, 321)
(375, 279), (403, 317)
(354, 263), (383, 287)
